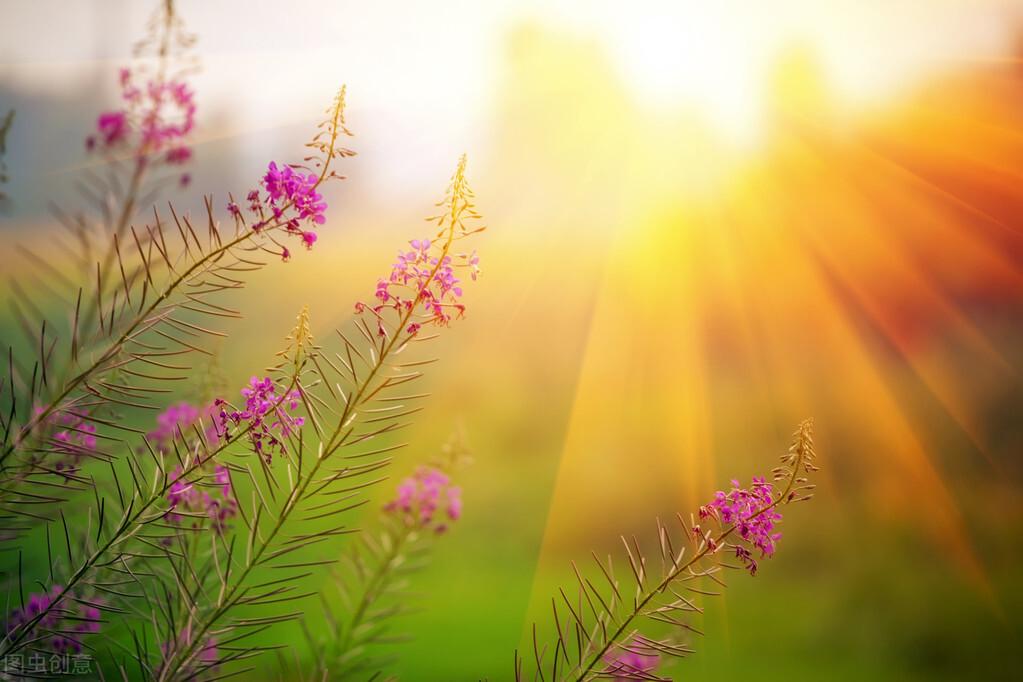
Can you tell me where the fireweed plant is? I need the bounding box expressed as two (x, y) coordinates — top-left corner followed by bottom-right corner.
(516, 420), (819, 681)
(22, 0), (200, 341)
(0, 0), (204, 528)
(0, 124), (483, 681)
(137, 160), (481, 681)
(0, 76), (353, 523)
(288, 436), (470, 680)
(0, 78), (357, 669)
(0, 4), (821, 678)
(0, 137), (482, 678)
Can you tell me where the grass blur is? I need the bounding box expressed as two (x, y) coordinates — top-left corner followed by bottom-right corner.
(3, 2), (1023, 679)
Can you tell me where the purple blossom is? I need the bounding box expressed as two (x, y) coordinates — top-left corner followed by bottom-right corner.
(33, 407), (98, 476)
(166, 146), (192, 164)
(5, 586), (102, 654)
(385, 466), (462, 533)
(230, 162), (329, 260)
(147, 401), (221, 454)
(363, 238), (479, 335)
(701, 476), (783, 575)
(137, 78), (196, 153)
(214, 377), (304, 461)
(165, 465), (237, 534)
(95, 111), (128, 146)
(260, 161), (326, 226)
(603, 638), (660, 681)
(87, 67), (196, 165)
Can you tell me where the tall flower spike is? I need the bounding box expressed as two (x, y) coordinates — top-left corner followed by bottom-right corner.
(230, 86), (354, 259)
(385, 465), (463, 533)
(362, 156), (483, 335)
(86, 0), (198, 190)
(517, 420), (820, 681)
(151, 162), (482, 681)
(314, 442), (471, 679)
(430, 153), (485, 238)
(773, 417), (818, 503)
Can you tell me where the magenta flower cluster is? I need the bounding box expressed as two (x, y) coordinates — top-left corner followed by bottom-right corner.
(86, 67), (195, 184)
(33, 407), (98, 476)
(384, 466), (462, 533)
(603, 638), (661, 681)
(214, 377), (304, 462)
(229, 162), (326, 261)
(49, 411), (97, 457)
(262, 162), (327, 227)
(701, 476), (783, 576)
(5, 587), (101, 654)
(166, 465), (237, 534)
(364, 239), (478, 335)
(147, 401), (221, 453)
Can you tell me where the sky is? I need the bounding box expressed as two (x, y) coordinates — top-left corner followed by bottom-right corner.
(2, 0), (1020, 192)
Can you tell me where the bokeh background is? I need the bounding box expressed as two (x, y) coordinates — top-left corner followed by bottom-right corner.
(3, 0), (1023, 679)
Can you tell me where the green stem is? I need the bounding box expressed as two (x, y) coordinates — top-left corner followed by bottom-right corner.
(571, 450), (809, 681)
(334, 524), (411, 664)
(0, 373), (300, 659)
(162, 204), (459, 681)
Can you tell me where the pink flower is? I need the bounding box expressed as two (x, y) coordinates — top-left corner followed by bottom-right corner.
(147, 401), (220, 454)
(447, 487), (463, 520)
(33, 407), (97, 476)
(5, 586), (102, 654)
(214, 377), (303, 462)
(260, 161), (327, 227)
(165, 465), (237, 534)
(166, 146), (192, 164)
(87, 67), (196, 163)
(603, 638), (660, 681)
(362, 238), (479, 333)
(96, 111), (128, 146)
(232, 162), (329, 255)
(385, 466), (462, 533)
(704, 476), (783, 575)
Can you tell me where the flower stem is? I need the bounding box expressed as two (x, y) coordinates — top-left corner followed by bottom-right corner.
(571, 444), (812, 681)
(0, 374), (300, 659)
(160, 210), (460, 681)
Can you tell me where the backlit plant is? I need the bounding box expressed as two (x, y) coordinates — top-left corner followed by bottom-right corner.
(0, 2), (823, 680)
(516, 420), (818, 681)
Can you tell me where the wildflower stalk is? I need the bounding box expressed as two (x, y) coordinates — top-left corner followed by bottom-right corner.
(0, 372), (302, 659)
(0, 89), (350, 492)
(322, 458), (463, 678)
(73, 0), (194, 342)
(519, 420), (818, 682)
(158, 157), (479, 681)
(335, 524), (409, 660)
(574, 492), (789, 679)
